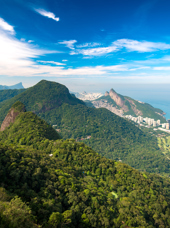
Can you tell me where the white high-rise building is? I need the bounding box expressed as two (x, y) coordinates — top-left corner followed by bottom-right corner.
(145, 117), (148, 124)
(153, 121), (157, 127)
(148, 119), (152, 126)
(157, 120), (161, 125)
(162, 123), (166, 128)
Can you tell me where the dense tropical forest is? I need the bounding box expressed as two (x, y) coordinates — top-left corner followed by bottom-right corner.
(0, 102), (170, 227)
(0, 80), (169, 176)
(0, 89), (25, 103)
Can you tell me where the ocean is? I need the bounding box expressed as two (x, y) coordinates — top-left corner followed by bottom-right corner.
(109, 84), (170, 120)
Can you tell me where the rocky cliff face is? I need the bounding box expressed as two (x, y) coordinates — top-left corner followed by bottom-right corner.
(92, 89), (144, 117)
(109, 89), (129, 112)
(109, 89), (124, 107)
(105, 91), (109, 96)
(92, 100), (124, 116)
(0, 101), (26, 131)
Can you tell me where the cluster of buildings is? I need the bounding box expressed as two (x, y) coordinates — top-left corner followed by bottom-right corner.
(125, 115), (169, 130)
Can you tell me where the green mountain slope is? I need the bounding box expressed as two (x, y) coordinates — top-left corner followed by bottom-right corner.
(0, 105), (170, 227)
(0, 80), (84, 122)
(0, 88), (25, 103)
(0, 80), (169, 176)
(92, 89), (165, 122)
(0, 101), (60, 145)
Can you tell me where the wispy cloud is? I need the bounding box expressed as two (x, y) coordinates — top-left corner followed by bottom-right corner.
(34, 8), (59, 22)
(71, 46), (118, 56)
(38, 60), (66, 65)
(0, 18), (14, 34)
(0, 18), (59, 77)
(71, 39), (170, 56)
(113, 39), (170, 52)
(76, 42), (101, 48)
(153, 67), (170, 71)
(58, 40), (77, 49)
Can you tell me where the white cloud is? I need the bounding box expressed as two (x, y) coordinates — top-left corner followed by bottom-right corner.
(71, 39), (170, 56)
(113, 39), (170, 52)
(0, 28), (58, 77)
(38, 60), (66, 65)
(76, 42), (101, 48)
(153, 67), (170, 71)
(58, 40), (77, 49)
(71, 46), (118, 56)
(0, 18), (14, 34)
(28, 40), (34, 43)
(34, 8), (59, 22)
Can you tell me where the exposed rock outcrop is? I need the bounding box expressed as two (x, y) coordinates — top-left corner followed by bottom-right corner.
(92, 100), (124, 116)
(109, 89), (129, 112)
(0, 101), (26, 131)
(105, 91), (109, 96)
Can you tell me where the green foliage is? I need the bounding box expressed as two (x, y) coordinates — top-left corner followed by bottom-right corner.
(0, 111), (60, 145)
(0, 89), (25, 103)
(0, 107), (170, 227)
(0, 140), (170, 227)
(0, 80), (84, 123)
(45, 103), (170, 175)
(0, 80), (168, 176)
(11, 101), (26, 112)
(2, 196), (37, 228)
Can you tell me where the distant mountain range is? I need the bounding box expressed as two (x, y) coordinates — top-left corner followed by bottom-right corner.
(0, 82), (24, 90)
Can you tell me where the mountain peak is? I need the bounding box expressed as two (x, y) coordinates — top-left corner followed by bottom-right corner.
(105, 91), (109, 96)
(0, 82), (24, 90)
(109, 88), (116, 94)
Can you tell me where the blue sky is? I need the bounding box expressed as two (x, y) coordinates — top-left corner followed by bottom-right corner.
(1, 0), (170, 91)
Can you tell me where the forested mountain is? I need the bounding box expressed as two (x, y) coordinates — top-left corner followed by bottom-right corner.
(0, 102), (170, 227)
(0, 89), (25, 103)
(90, 88), (165, 122)
(0, 80), (169, 176)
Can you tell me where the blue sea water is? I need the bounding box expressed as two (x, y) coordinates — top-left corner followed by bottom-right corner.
(109, 84), (170, 120)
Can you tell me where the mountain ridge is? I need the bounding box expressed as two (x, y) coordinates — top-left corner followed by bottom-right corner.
(90, 88), (165, 122)
(0, 82), (24, 90)
(0, 80), (169, 176)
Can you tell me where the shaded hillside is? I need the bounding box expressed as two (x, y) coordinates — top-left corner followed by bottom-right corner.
(0, 105), (170, 227)
(46, 103), (170, 175)
(0, 80), (84, 123)
(0, 88), (25, 103)
(92, 88), (165, 122)
(0, 80), (169, 175)
(0, 101), (60, 145)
